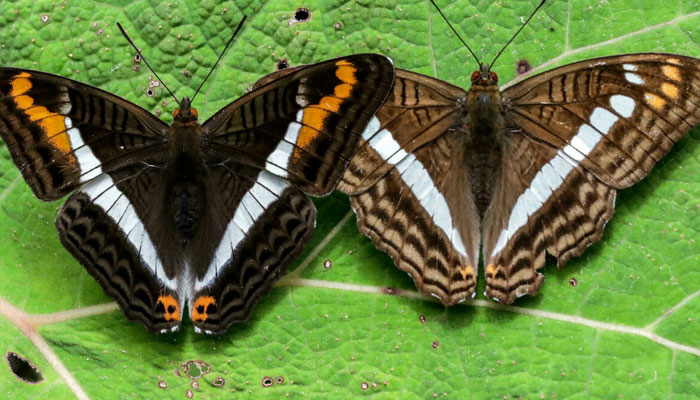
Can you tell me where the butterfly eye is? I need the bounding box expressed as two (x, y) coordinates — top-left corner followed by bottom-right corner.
(173, 109), (180, 118)
(490, 72), (499, 83)
(471, 71), (480, 81)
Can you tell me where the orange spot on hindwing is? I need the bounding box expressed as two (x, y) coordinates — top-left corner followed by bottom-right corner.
(485, 264), (500, 277)
(9, 72), (74, 164)
(459, 266), (475, 280)
(294, 60), (358, 158)
(157, 295), (181, 322)
(191, 296), (216, 323)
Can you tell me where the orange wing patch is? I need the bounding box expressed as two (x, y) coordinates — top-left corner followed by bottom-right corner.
(294, 60), (358, 159)
(10, 73), (75, 164)
(191, 296), (216, 323)
(157, 295), (181, 322)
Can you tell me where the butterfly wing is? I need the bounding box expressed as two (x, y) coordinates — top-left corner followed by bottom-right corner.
(482, 53), (700, 303)
(0, 68), (168, 200)
(189, 54), (395, 333)
(203, 54), (395, 196)
(188, 163), (315, 334)
(0, 69), (182, 332)
(338, 70), (481, 304)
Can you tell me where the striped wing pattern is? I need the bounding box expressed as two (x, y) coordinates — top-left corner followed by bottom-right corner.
(339, 70), (481, 304)
(343, 53), (700, 305)
(483, 54), (700, 302)
(0, 53), (395, 334)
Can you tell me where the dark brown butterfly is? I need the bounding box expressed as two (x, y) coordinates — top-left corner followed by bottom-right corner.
(0, 17), (395, 334)
(338, 1), (700, 305)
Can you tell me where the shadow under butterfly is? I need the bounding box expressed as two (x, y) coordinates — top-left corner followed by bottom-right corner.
(0, 16), (395, 334)
(336, 0), (700, 305)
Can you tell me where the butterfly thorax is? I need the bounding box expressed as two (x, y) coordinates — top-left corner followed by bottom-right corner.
(166, 96), (206, 243)
(464, 64), (504, 215)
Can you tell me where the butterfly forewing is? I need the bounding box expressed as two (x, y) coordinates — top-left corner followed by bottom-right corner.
(203, 54), (395, 196)
(0, 68), (168, 201)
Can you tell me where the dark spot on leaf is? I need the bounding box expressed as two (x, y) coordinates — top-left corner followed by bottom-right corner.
(132, 65), (141, 72)
(158, 380), (167, 389)
(516, 60), (532, 75)
(183, 69), (191, 77)
(431, 340), (439, 349)
(419, 315), (426, 324)
(40, 14), (49, 23)
(275, 376), (284, 384)
(212, 376), (225, 387)
(276, 59), (289, 70)
(334, 22), (342, 30)
(569, 277), (578, 287)
(323, 259), (332, 269)
(549, 26), (556, 32)
(382, 287), (401, 295)
(294, 8), (310, 23)
(261, 376), (274, 387)
(361, 382), (369, 390)
(185, 389), (193, 398)
(5, 352), (44, 384)
(97, 28), (104, 36)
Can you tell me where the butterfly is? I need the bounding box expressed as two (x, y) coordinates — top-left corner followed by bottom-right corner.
(0, 18), (395, 334)
(337, 1), (700, 305)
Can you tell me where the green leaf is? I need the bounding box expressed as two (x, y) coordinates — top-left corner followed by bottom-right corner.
(1, 0), (699, 398)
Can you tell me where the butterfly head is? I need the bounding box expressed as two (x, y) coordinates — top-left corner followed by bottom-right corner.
(173, 96), (199, 122)
(470, 64), (499, 87)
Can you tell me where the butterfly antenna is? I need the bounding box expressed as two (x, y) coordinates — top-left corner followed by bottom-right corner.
(429, 0), (481, 66)
(489, 0), (547, 68)
(191, 15), (248, 103)
(117, 22), (181, 107)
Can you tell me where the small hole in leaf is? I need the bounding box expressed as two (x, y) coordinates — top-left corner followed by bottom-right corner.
(323, 259), (332, 269)
(293, 8), (310, 23)
(6, 352), (44, 384)
(569, 277), (578, 287)
(146, 88), (155, 97)
(275, 376), (285, 385)
(361, 382), (369, 390)
(134, 53), (142, 63)
(212, 376), (225, 387)
(276, 59), (289, 70)
(334, 22), (342, 30)
(516, 59), (532, 75)
(261, 376), (274, 387)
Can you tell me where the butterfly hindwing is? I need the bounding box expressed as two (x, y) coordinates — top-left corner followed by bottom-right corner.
(56, 167), (183, 333)
(189, 164), (315, 334)
(203, 54), (395, 196)
(0, 68), (168, 200)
